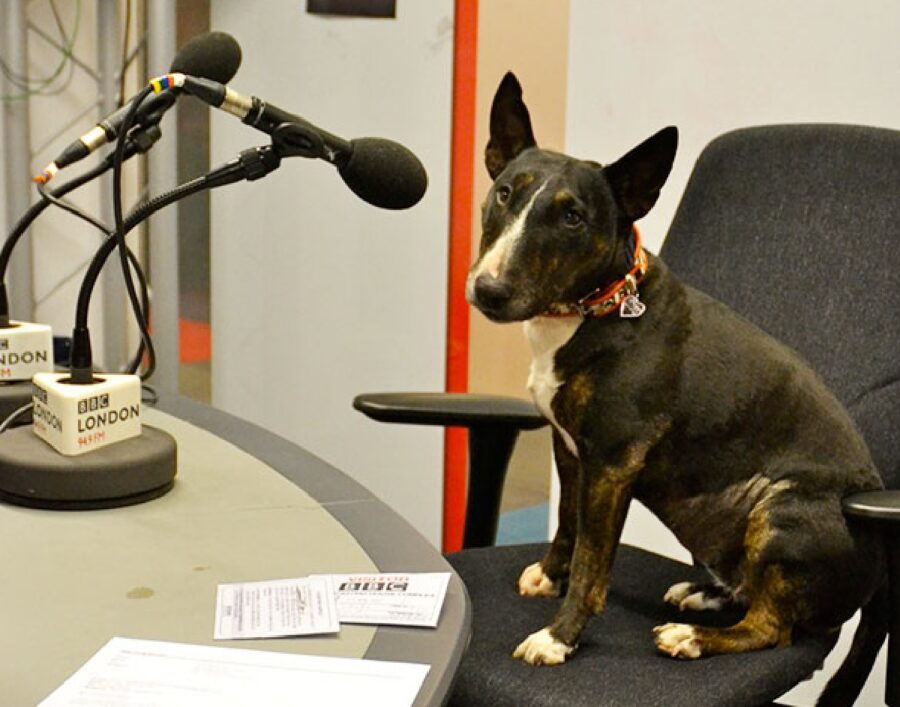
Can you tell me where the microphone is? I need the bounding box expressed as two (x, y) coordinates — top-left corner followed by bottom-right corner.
(169, 30), (242, 85)
(0, 143), (287, 511)
(169, 74), (428, 209)
(34, 31), (242, 183)
(0, 33), (239, 420)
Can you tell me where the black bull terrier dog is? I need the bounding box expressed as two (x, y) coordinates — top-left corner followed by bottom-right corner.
(466, 73), (886, 701)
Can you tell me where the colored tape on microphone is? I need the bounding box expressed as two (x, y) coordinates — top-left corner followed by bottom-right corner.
(149, 73), (185, 93)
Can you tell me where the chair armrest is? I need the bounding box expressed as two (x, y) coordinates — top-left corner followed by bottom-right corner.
(353, 392), (548, 548)
(353, 392), (547, 430)
(843, 489), (900, 707)
(842, 489), (900, 522)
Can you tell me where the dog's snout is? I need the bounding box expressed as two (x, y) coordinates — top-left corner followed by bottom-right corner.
(473, 274), (513, 311)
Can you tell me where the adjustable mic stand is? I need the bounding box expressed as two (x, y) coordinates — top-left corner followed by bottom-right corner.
(0, 126), (163, 425)
(0, 143), (282, 510)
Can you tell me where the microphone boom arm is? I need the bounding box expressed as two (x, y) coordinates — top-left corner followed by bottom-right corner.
(69, 144), (282, 383)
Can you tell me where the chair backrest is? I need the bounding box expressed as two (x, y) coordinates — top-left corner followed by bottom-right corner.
(660, 124), (900, 489)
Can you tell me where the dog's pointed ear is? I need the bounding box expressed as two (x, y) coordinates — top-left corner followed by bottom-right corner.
(485, 72), (537, 180)
(604, 126), (678, 220)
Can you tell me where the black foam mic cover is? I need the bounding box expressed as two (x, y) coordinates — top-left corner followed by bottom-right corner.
(170, 31), (242, 84)
(339, 138), (428, 210)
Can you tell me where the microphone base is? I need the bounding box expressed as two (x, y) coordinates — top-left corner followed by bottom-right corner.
(0, 424), (176, 510)
(0, 381), (33, 425)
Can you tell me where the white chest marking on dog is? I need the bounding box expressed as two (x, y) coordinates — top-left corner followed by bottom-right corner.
(470, 182), (549, 283)
(524, 316), (581, 457)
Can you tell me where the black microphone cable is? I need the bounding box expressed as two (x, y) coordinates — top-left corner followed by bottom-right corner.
(0, 160), (109, 328)
(68, 98), (282, 384)
(35, 181), (111, 235)
(34, 31), (242, 183)
(34, 180), (153, 379)
(0, 402), (34, 435)
(0, 125), (162, 329)
(101, 84), (156, 385)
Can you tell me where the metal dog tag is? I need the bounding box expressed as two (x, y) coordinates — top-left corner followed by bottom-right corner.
(619, 294), (646, 319)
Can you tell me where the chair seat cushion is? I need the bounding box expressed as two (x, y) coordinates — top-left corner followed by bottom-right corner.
(446, 542), (836, 707)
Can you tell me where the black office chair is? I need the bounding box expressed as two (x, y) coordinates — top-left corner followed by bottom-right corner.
(354, 124), (900, 706)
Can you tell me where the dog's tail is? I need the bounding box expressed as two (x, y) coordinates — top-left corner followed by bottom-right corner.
(816, 580), (888, 706)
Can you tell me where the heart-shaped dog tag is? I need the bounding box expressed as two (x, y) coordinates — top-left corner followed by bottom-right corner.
(619, 294), (646, 319)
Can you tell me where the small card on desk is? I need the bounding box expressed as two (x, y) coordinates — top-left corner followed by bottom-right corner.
(316, 572), (451, 627)
(214, 576), (339, 640)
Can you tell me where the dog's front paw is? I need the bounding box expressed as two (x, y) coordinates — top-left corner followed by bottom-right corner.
(653, 623), (702, 659)
(512, 628), (574, 665)
(517, 562), (560, 597)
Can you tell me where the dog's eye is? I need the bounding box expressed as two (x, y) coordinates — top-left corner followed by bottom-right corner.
(495, 185), (512, 205)
(564, 209), (584, 227)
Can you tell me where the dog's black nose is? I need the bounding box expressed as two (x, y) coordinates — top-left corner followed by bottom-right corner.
(473, 274), (512, 312)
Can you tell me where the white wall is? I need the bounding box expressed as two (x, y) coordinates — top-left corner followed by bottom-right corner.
(565, 1), (898, 703)
(567, 0), (900, 254)
(209, 1), (453, 547)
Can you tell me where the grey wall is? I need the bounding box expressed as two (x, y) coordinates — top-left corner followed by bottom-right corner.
(209, 1), (453, 547)
(567, 0), (900, 254)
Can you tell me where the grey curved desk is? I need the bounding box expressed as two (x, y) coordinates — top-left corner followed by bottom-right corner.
(0, 394), (470, 706)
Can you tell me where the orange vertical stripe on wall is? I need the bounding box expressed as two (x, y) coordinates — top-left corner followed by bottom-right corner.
(444, 0), (478, 553)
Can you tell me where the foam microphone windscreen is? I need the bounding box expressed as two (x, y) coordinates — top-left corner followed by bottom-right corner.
(169, 31), (242, 84)
(339, 138), (428, 210)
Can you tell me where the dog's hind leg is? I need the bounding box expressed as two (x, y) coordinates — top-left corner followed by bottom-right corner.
(663, 580), (741, 612)
(655, 485), (805, 658)
(654, 564), (795, 658)
(653, 608), (790, 659)
(517, 434), (578, 598)
(664, 561), (746, 611)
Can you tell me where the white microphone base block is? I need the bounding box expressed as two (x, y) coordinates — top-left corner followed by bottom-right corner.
(0, 424), (176, 510)
(0, 321), (54, 381)
(32, 372), (142, 456)
(0, 320), (53, 424)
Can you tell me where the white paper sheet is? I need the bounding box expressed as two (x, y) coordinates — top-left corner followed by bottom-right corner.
(214, 576), (339, 639)
(39, 637), (430, 707)
(317, 572), (451, 627)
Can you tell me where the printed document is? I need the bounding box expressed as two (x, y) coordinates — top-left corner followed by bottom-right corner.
(39, 637), (430, 707)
